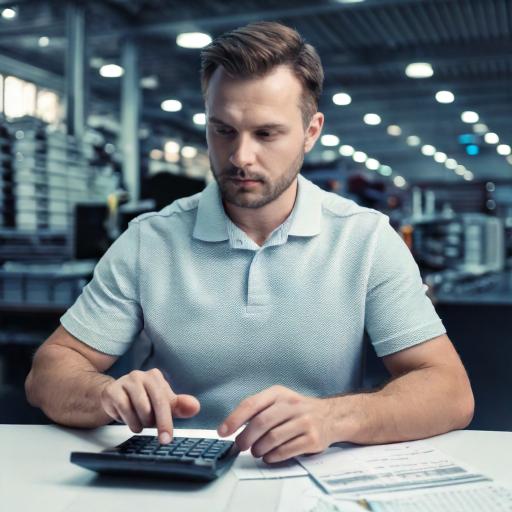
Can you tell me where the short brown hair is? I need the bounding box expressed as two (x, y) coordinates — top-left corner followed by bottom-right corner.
(200, 21), (324, 126)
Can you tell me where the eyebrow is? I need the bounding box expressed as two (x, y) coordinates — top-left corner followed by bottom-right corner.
(208, 116), (287, 131)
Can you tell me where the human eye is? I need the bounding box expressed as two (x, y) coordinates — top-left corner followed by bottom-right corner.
(256, 130), (278, 139)
(214, 125), (235, 136)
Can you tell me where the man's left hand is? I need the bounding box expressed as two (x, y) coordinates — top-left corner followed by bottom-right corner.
(217, 385), (334, 463)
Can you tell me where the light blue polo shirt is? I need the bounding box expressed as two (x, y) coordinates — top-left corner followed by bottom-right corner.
(61, 174), (446, 427)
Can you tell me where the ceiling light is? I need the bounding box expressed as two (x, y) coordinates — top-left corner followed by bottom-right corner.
(473, 123), (488, 134)
(434, 151), (447, 163)
(164, 140), (180, 154)
(445, 158), (457, 169)
(421, 144), (436, 156)
(140, 75), (159, 89)
(506, 155), (512, 166)
(336, 0), (366, 3)
(363, 113), (381, 125)
(405, 62), (433, 78)
(99, 64), (124, 78)
(150, 149), (163, 160)
(406, 135), (421, 147)
(161, 99), (182, 112)
(339, 144), (354, 157)
(379, 165), (392, 176)
(321, 134), (340, 146)
(484, 132), (499, 144)
(322, 150), (338, 161)
(193, 113), (206, 125)
(38, 37), (50, 47)
(165, 152), (180, 163)
(463, 171), (474, 181)
(387, 125), (402, 136)
(353, 151), (367, 163)
(365, 158), (380, 170)
(393, 176), (406, 188)
(176, 32), (212, 49)
(497, 144), (511, 156)
(332, 92), (352, 106)
(435, 90), (454, 104)
(181, 146), (198, 158)
(455, 165), (466, 175)
(1, 8), (16, 19)
(461, 111), (479, 123)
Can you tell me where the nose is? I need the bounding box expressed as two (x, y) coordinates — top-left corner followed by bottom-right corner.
(229, 134), (257, 169)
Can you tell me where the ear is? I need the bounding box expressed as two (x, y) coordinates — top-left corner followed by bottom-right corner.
(304, 112), (324, 153)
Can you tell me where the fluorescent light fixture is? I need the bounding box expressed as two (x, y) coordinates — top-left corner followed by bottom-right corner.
(181, 146), (198, 158)
(421, 144), (436, 156)
(1, 8), (16, 19)
(352, 151), (367, 163)
(393, 176), (406, 188)
(161, 99), (182, 112)
(434, 151), (447, 163)
(365, 158), (380, 170)
(497, 144), (511, 156)
(387, 125), (402, 136)
(193, 113), (206, 125)
(406, 135), (421, 147)
(363, 113), (381, 125)
(332, 92), (352, 106)
(339, 144), (354, 157)
(379, 165), (392, 176)
(445, 158), (457, 169)
(484, 132), (499, 144)
(435, 90), (454, 104)
(321, 134), (340, 146)
(99, 64), (124, 78)
(38, 37), (50, 47)
(164, 140), (180, 154)
(473, 123), (488, 134)
(150, 149), (163, 160)
(176, 32), (212, 49)
(461, 111), (479, 123)
(405, 62), (433, 78)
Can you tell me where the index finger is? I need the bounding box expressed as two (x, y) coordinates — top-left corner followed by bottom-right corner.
(218, 388), (277, 437)
(144, 379), (176, 444)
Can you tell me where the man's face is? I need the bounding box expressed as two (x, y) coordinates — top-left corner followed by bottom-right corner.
(205, 65), (321, 209)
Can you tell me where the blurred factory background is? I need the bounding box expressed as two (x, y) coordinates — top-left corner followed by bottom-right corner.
(0, 0), (511, 430)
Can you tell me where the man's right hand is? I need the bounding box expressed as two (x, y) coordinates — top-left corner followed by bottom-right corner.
(100, 368), (200, 444)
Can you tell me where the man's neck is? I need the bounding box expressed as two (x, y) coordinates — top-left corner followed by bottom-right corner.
(223, 179), (298, 246)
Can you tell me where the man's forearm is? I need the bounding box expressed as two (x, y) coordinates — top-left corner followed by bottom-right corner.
(327, 365), (474, 445)
(25, 344), (115, 428)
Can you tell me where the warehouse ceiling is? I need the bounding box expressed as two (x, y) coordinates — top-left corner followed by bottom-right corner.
(0, 0), (511, 185)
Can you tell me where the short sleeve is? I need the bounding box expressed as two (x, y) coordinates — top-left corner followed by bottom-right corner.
(60, 221), (143, 356)
(365, 216), (446, 357)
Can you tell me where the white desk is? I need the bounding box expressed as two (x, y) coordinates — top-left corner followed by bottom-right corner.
(1, 425), (512, 512)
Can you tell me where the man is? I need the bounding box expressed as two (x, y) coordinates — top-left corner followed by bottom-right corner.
(26, 22), (473, 465)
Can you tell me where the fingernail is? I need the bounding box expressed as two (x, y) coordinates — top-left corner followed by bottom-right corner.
(159, 432), (171, 444)
(218, 424), (228, 436)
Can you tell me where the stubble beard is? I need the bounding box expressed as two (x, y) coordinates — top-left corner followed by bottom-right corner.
(210, 149), (305, 209)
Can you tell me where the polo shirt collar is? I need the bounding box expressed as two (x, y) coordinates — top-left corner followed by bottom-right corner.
(192, 180), (229, 242)
(288, 174), (323, 237)
(192, 174), (323, 242)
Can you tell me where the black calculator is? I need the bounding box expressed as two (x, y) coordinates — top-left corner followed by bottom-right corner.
(71, 435), (240, 481)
